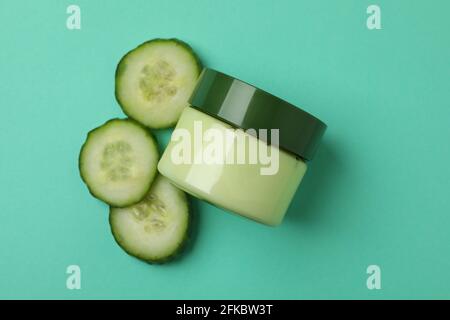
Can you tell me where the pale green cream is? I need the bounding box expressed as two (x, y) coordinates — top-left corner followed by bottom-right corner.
(158, 106), (307, 226)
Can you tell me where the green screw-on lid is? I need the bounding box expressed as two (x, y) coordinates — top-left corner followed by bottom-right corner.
(189, 68), (327, 161)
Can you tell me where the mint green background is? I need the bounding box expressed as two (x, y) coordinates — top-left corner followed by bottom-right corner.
(1, 0), (449, 299)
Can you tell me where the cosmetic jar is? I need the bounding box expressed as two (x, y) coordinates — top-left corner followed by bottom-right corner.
(158, 69), (326, 226)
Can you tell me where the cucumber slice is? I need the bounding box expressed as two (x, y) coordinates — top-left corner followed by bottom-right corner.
(115, 38), (202, 129)
(79, 118), (158, 207)
(109, 175), (189, 263)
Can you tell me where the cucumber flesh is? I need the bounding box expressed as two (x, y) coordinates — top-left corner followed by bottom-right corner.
(115, 38), (202, 129)
(109, 175), (189, 263)
(79, 118), (158, 207)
